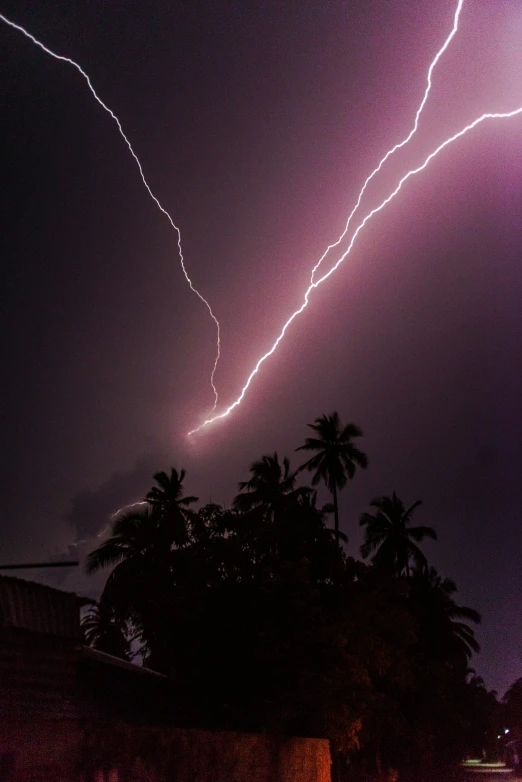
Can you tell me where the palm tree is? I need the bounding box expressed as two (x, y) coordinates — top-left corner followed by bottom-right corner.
(233, 453), (310, 561)
(411, 565), (480, 664)
(85, 504), (164, 613)
(360, 492), (437, 577)
(294, 492), (346, 545)
(296, 412), (368, 544)
(291, 492), (348, 583)
(86, 467), (198, 614)
(430, 569), (481, 660)
(234, 453), (308, 518)
(146, 468), (198, 550)
(81, 598), (133, 660)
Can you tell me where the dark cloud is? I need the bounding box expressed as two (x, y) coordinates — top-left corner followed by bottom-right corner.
(65, 453), (167, 542)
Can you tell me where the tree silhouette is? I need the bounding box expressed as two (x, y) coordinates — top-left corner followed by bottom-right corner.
(503, 678), (522, 717)
(503, 678), (522, 741)
(82, 440), (487, 780)
(86, 504), (160, 596)
(296, 412), (368, 545)
(233, 453), (310, 562)
(234, 453), (306, 516)
(410, 565), (481, 664)
(146, 467), (198, 550)
(81, 598), (133, 660)
(86, 468), (198, 620)
(360, 491), (436, 577)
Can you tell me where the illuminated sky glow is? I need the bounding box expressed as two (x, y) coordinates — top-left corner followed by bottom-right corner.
(309, 0), (464, 285)
(189, 106), (522, 436)
(2, 2), (519, 441)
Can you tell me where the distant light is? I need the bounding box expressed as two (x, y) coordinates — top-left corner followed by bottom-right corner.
(505, 728), (510, 734)
(461, 760), (512, 771)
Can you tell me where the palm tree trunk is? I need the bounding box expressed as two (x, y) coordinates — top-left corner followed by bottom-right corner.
(332, 483), (339, 545)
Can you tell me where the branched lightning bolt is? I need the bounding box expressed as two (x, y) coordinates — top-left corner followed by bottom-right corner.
(310, 0), (464, 285)
(0, 12), (221, 412)
(189, 107), (522, 436)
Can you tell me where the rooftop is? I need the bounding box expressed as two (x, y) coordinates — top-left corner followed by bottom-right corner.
(0, 574), (82, 640)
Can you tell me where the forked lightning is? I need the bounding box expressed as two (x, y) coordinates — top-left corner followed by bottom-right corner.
(0, 12), (221, 413)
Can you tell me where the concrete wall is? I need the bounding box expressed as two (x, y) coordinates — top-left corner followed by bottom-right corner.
(0, 720), (331, 782)
(0, 719), (83, 781)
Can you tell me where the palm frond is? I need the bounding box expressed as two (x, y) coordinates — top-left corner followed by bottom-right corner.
(408, 525), (437, 542)
(86, 540), (127, 574)
(177, 495), (199, 507)
(296, 437), (329, 453)
(450, 606), (481, 624)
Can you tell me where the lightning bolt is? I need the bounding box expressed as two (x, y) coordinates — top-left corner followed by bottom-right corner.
(310, 0), (464, 285)
(4, 8), (519, 440)
(69, 501), (149, 549)
(189, 106), (522, 436)
(0, 12), (221, 412)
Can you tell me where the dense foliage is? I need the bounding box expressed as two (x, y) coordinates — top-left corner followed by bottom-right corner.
(83, 413), (501, 781)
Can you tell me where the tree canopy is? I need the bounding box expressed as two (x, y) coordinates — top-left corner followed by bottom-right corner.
(84, 412), (490, 782)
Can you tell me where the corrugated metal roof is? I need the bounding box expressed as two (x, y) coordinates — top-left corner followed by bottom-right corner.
(82, 646), (168, 678)
(0, 575), (82, 640)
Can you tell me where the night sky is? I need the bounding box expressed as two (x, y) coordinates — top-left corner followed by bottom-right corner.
(1, 0), (521, 696)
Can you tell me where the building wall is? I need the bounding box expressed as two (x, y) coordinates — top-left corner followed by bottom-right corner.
(83, 723), (332, 782)
(0, 578), (331, 782)
(0, 629), (80, 722)
(0, 719), (83, 782)
(0, 721), (331, 782)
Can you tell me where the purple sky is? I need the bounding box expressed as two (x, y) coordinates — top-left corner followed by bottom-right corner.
(1, 0), (521, 696)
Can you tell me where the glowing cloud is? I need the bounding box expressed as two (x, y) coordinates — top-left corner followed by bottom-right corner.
(0, 12), (221, 412)
(189, 107), (522, 436)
